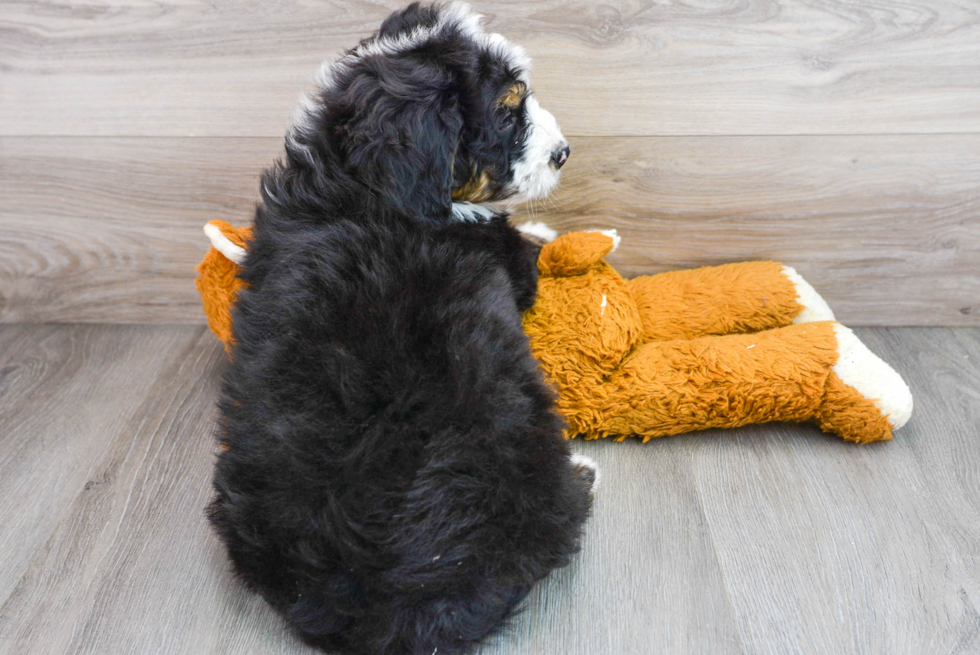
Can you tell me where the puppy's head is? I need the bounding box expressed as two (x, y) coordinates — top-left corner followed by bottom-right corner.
(289, 2), (570, 221)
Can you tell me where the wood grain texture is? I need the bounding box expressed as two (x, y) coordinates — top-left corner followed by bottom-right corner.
(2, 135), (976, 325)
(2, 0), (979, 137)
(0, 326), (318, 655)
(686, 327), (980, 655)
(0, 325), (202, 608)
(1, 324), (978, 653)
(556, 135), (980, 327)
(0, 136), (281, 323)
(480, 438), (746, 654)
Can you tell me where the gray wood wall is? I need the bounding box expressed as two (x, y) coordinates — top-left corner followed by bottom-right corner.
(2, 0), (978, 325)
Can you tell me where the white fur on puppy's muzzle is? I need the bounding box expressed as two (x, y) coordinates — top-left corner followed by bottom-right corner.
(510, 96), (568, 200)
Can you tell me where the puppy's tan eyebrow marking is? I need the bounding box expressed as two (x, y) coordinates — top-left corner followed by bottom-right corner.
(497, 81), (527, 109)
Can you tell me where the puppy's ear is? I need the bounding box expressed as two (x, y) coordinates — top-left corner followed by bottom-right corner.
(537, 231), (620, 277)
(338, 67), (463, 222)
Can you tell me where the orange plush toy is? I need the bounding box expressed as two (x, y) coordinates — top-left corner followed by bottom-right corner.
(196, 221), (253, 354)
(197, 222), (912, 444)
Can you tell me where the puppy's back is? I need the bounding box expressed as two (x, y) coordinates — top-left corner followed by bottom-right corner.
(209, 220), (591, 655)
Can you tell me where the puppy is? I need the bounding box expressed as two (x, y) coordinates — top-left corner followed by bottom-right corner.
(207, 4), (594, 655)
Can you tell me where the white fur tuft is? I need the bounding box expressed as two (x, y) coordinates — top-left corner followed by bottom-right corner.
(516, 221), (558, 242)
(782, 266), (835, 323)
(485, 32), (531, 83)
(451, 202), (495, 222)
(570, 452), (601, 490)
(203, 223), (247, 265)
(832, 324), (913, 429)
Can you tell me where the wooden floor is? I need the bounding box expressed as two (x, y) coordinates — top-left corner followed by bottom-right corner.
(1, 323), (978, 654)
(2, 0), (979, 326)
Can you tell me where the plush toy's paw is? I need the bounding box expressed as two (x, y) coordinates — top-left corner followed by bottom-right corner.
(815, 324), (913, 443)
(832, 324), (913, 430)
(517, 221), (558, 244)
(782, 266), (835, 323)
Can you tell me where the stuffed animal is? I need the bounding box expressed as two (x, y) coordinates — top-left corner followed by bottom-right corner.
(196, 220), (252, 354)
(523, 230), (912, 444)
(197, 221), (912, 444)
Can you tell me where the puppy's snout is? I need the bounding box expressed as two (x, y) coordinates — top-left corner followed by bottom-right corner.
(551, 143), (570, 169)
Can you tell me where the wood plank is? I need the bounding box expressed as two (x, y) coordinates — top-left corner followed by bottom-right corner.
(0, 325), (320, 654)
(0, 325), (978, 652)
(2, 135), (976, 325)
(0, 324), (743, 654)
(689, 327), (980, 654)
(0, 136), (281, 323)
(558, 135), (980, 327)
(0, 325), (204, 609)
(0, 323), (739, 654)
(481, 438), (745, 654)
(2, 0), (979, 137)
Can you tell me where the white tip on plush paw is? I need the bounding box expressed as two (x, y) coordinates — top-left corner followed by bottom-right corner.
(203, 223), (247, 265)
(517, 221), (558, 242)
(586, 229), (621, 252)
(570, 452), (601, 490)
(833, 324), (913, 429)
(783, 266), (835, 323)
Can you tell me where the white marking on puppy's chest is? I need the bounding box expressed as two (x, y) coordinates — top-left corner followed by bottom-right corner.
(451, 202), (495, 222)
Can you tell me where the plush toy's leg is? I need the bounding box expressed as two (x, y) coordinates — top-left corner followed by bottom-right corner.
(628, 261), (834, 341)
(560, 321), (911, 444)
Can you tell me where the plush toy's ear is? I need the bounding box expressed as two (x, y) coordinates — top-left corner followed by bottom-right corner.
(203, 220), (252, 264)
(537, 230), (621, 277)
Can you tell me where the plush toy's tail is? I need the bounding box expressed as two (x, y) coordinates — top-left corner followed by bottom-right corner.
(195, 220), (252, 355)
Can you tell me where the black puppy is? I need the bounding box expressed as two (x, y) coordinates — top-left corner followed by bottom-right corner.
(208, 4), (595, 654)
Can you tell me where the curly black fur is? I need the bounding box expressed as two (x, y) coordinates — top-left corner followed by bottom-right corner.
(207, 4), (593, 655)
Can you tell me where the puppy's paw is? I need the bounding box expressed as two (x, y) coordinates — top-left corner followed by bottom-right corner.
(570, 452), (600, 491)
(517, 221), (558, 245)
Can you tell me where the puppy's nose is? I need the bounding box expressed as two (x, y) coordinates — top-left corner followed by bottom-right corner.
(551, 143), (570, 169)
